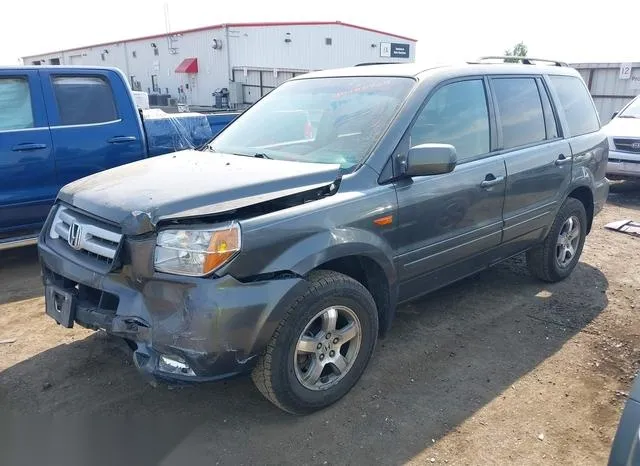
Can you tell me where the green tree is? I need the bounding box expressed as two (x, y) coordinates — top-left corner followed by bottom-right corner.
(504, 42), (528, 62)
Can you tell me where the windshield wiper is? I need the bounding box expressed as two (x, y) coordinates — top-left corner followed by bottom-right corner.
(618, 115), (638, 119)
(253, 152), (272, 159)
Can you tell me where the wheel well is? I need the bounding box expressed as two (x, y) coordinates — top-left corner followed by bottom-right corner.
(317, 256), (391, 336)
(568, 186), (594, 232)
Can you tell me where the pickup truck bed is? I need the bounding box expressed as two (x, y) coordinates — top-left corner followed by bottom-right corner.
(143, 110), (238, 156)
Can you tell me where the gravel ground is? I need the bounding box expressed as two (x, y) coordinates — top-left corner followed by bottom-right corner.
(1, 182), (639, 465)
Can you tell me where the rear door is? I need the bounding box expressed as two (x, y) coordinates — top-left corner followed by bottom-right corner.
(391, 77), (507, 300)
(0, 70), (56, 236)
(491, 75), (572, 249)
(39, 69), (145, 189)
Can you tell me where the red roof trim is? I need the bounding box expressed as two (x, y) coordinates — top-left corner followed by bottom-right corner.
(175, 58), (198, 73)
(23, 21), (416, 58)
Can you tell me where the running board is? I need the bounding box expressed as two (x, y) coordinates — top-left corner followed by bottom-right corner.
(0, 235), (39, 251)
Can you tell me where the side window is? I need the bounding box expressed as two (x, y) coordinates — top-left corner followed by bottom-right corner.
(410, 79), (490, 161)
(0, 77), (34, 131)
(537, 80), (559, 139)
(52, 76), (118, 126)
(549, 75), (600, 137)
(492, 78), (546, 149)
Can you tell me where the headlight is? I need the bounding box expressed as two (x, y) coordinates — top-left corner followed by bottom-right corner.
(154, 222), (241, 276)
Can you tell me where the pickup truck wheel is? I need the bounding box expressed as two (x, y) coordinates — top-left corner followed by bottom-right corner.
(526, 198), (587, 283)
(251, 270), (378, 414)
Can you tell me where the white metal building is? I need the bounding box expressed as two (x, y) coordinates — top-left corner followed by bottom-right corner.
(572, 62), (640, 124)
(22, 21), (417, 108)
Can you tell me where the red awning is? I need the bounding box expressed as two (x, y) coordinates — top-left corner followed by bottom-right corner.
(175, 58), (198, 73)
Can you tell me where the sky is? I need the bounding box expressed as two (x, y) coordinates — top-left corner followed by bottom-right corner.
(1, 0), (639, 66)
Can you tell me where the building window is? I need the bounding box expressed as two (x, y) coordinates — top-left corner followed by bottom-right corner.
(151, 75), (159, 92)
(52, 76), (118, 125)
(101, 53), (106, 61)
(325, 37), (332, 45)
(50, 58), (60, 65)
(32, 60), (42, 65)
(132, 51), (137, 58)
(153, 47), (159, 56)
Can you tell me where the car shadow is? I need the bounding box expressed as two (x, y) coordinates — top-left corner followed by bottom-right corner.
(0, 245), (42, 305)
(607, 180), (640, 212)
(0, 255), (608, 466)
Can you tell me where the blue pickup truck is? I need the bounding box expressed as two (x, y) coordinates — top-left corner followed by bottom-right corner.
(0, 66), (238, 250)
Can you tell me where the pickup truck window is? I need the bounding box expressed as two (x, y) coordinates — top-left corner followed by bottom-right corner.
(410, 79), (490, 161)
(0, 78), (34, 131)
(549, 75), (600, 137)
(210, 77), (414, 170)
(52, 76), (118, 126)
(492, 77), (546, 150)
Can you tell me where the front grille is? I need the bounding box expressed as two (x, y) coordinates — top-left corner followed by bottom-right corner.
(613, 138), (640, 153)
(49, 206), (122, 264)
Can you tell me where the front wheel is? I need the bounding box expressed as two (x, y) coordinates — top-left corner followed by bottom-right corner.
(526, 197), (587, 283)
(251, 270), (378, 414)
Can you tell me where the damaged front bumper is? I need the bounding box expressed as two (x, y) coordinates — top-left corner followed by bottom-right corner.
(38, 233), (304, 384)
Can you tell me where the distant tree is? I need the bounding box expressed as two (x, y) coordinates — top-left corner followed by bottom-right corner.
(504, 42), (528, 62)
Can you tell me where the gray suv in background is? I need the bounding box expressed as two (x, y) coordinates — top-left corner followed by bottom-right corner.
(38, 59), (609, 414)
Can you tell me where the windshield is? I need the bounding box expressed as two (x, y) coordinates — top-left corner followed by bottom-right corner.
(211, 76), (415, 170)
(619, 96), (640, 118)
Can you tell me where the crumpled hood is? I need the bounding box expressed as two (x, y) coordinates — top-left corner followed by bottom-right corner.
(58, 150), (341, 235)
(602, 117), (640, 138)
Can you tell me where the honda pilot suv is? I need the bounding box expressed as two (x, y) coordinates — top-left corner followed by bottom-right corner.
(38, 59), (609, 414)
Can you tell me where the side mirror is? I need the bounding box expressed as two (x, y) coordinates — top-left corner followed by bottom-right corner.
(612, 111), (619, 119)
(405, 143), (457, 177)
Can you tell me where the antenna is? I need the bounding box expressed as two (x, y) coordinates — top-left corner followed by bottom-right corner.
(164, 3), (171, 35)
(164, 3), (179, 54)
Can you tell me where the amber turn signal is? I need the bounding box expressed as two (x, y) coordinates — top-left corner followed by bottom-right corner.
(373, 215), (393, 226)
(203, 226), (242, 273)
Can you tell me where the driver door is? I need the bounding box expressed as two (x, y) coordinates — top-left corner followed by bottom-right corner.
(391, 78), (507, 300)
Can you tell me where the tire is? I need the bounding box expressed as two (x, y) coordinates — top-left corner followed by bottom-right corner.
(526, 197), (587, 283)
(251, 270), (379, 414)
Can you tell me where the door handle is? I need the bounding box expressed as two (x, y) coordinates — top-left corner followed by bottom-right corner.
(480, 175), (504, 188)
(555, 154), (572, 166)
(11, 143), (47, 152)
(107, 136), (137, 144)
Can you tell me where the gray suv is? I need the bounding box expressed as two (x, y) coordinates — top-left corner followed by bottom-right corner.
(38, 60), (609, 414)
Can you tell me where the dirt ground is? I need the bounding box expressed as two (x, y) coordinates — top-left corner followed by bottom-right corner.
(2, 183), (640, 466)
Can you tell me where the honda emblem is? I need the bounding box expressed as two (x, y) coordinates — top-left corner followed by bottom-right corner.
(632, 142), (640, 150)
(67, 222), (83, 250)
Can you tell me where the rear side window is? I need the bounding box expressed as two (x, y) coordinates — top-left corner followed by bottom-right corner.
(410, 79), (490, 161)
(492, 78), (546, 150)
(549, 75), (600, 137)
(52, 76), (118, 125)
(0, 78), (34, 130)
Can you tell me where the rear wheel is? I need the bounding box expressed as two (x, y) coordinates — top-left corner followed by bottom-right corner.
(526, 197), (587, 282)
(251, 270), (378, 414)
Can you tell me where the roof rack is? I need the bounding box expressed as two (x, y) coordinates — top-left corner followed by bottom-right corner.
(473, 56), (568, 67)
